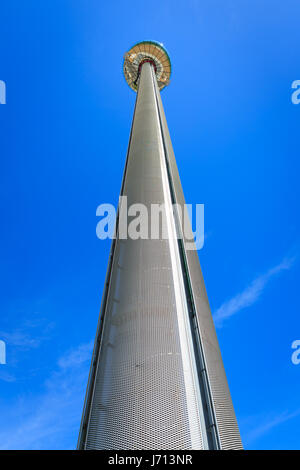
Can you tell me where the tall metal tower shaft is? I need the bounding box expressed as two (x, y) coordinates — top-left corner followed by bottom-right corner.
(78, 42), (242, 450)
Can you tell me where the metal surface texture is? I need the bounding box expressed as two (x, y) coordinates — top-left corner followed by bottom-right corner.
(78, 52), (242, 450)
(154, 77), (243, 451)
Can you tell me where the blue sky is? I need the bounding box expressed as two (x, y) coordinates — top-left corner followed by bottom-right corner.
(0, 0), (299, 450)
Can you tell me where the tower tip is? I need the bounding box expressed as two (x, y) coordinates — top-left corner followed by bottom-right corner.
(123, 40), (171, 92)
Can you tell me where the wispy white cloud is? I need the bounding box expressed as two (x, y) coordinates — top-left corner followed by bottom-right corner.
(0, 330), (41, 349)
(0, 341), (93, 450)
(242, 409), (300, 446)
(0, 316), (56, 379)
(0, 315), (55, 352)
(213, 255), (296, 327)
(58, 342), (93, 369)
(0, 370), (16, 383)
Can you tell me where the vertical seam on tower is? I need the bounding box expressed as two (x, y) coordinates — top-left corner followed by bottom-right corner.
(148, 64), (204, 449)
(150, 65), (221, 450)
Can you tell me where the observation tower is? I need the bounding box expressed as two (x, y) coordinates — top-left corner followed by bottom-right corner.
(78, 41), (242, 450)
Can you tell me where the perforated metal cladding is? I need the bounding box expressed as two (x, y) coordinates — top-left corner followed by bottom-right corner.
(83, 63), (204, 450)
(154, 82), (243, 450)
(80, 60), (242, 450)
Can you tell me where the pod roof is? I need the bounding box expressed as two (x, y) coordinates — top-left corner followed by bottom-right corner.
(123, 40), (171, 92)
